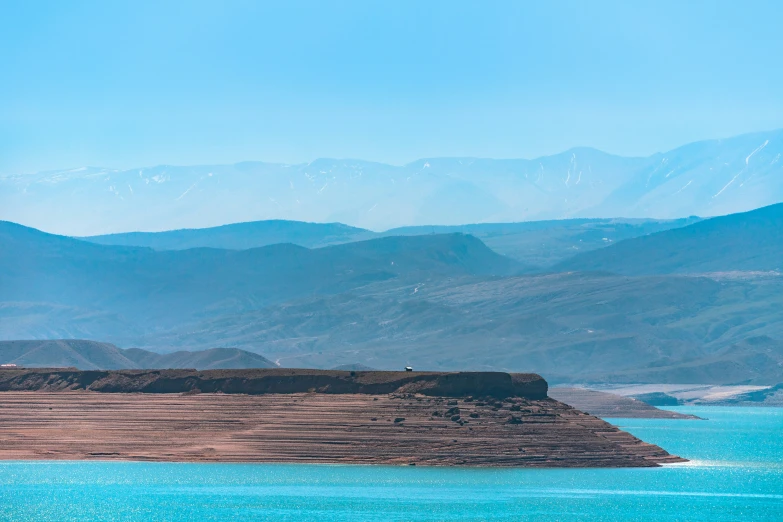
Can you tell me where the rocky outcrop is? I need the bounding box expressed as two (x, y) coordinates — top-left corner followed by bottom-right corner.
(0, 369), (548, 399)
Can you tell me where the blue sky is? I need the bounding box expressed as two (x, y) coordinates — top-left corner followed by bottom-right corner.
(2, 0), (782, 173)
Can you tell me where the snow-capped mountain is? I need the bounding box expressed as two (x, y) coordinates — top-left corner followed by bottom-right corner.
(1, 130), (782, 235)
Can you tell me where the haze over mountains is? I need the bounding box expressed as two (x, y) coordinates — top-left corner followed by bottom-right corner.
(2, 203), (782, 384)
(1, 130), (781, 236)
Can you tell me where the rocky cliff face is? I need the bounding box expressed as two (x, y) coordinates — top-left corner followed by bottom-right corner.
(0, 369), (548, 399)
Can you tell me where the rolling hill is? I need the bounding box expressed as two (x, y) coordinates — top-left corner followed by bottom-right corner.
(85, 220), (373, 250)
(0, 220), (520, 330)
(2, 204), (783, 385)
(381, 217), (700, 267)
(82, 216), (699, 268)
(555, 203), (783, 275)
(141, 270), (783, 385)
(0, 340), (275, 370)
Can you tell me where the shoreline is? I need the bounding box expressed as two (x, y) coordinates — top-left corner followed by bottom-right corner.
(550, 387), (702, 419)
(0, 458), (684, 469)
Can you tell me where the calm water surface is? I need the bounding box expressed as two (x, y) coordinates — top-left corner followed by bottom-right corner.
(1, 406), (781, 521)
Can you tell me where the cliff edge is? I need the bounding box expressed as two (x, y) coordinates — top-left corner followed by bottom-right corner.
(0, 368), (547, 399)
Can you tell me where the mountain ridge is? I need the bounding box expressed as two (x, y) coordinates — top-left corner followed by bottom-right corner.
(0, 221), (520, 331)
(555, 202), (783, 275)
(81, 216), (701, 268)
(2, 210), (783, 383)
(3, 129), (782, 235)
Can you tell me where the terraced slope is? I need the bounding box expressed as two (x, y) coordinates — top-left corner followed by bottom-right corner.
(0, 392), (683, 467)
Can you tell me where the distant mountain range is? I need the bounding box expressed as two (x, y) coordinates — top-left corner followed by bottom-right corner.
(0, 340), (275, 370)
(2, 204), (783, 384)
(1, 129), (782, 236)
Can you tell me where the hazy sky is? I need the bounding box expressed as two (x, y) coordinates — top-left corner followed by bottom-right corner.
(2, 0), (782, 173)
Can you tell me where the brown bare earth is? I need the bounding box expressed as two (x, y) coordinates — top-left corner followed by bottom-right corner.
(0, 369), (686, 467)
(549, 387), (700, 419)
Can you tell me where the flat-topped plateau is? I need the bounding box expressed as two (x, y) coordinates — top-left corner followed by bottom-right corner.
(0, 369), (686, 467)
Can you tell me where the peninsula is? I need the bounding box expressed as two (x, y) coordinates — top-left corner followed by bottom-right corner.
(0, 368), (685, 467)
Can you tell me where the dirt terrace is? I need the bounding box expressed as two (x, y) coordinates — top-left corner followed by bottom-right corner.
(0, 391), (685, 467)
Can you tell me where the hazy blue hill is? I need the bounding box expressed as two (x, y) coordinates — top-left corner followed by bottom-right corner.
(121, 347), (276, 370)
(331, 363), (378, 371)
(146, 270), (783, 384)
(555, 203), (783, 275)
(3, 208), (783, 384)
(0, 302), (139, 342)
(0, 339), (137, 370)
(596, 336), (783, 385)
(81, 216), (700, 268)
(322, 233), (522, 276)
(85, 220), (373, 250)
(0, 340), (275, 370)
(3, 129), (782, 236)
(0, 221), (519, 329)
(384, 217), (701, 267)
(5, 268), (782, 383)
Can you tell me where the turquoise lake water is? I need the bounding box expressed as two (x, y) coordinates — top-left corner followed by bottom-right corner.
(1, 406), (781, 521)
